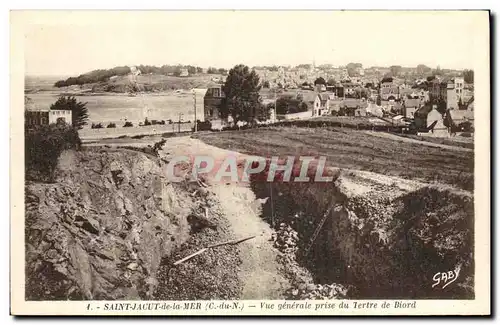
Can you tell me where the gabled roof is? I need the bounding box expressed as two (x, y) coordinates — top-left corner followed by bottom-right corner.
(318, 93), (330, 101)
(340, 99), (368, 109)
(25, 100), (48, 112)
(380, 86), (398, 94)
(301, 92), (317, 103)
(404, 98), (421, 108)
(415, 104), (434, 116)
(449, 109), (474, 121)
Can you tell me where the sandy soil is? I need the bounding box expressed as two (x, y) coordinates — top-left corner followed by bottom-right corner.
(161, 136), (290, 299)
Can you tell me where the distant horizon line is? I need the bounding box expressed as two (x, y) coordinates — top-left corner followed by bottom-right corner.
(25, 62), (472, 78)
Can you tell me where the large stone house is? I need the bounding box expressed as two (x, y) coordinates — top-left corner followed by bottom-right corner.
(25, 98), (72, 127)
(340, 99), (367, 117)
(380, 80), (400, 101)
(313, 93), (332, 116)
(414, 104), (446, 133)
(203, 86), (225, 121)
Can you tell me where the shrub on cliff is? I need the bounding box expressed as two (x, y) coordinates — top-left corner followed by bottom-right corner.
(25, 124), (81, 182)
(50, 96), (89, 130)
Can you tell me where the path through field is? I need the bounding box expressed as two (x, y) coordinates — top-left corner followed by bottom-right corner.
(162, 136), (290, 299)
(363, 130), (473, 152)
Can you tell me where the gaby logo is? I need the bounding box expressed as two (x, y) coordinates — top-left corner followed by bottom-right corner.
(164, 155), (336, 183)
(432, 265), (461, 289)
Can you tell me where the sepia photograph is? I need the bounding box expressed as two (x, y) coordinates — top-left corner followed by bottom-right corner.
(10, 9), (490, 315)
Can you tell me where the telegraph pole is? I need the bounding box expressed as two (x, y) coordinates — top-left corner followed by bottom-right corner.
(274, 89), (277, 123)
(178, 113), (183, 133)
(193, 90), (198, 133)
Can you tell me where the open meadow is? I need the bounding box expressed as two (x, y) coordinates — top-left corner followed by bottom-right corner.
(194, 126), (474, 191)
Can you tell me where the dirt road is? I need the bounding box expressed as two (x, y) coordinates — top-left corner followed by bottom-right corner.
(162, 136), (290, 299)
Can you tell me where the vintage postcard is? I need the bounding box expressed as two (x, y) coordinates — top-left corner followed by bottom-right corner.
(10, 10), (490, 316)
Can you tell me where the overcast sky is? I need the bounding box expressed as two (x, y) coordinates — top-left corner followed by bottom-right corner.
(22, 11), (485, 76)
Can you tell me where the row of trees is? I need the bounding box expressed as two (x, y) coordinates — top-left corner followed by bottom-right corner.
(54, 65), (229, 88)
(54, 66), (132, 87)
(207, 67), (228, 75)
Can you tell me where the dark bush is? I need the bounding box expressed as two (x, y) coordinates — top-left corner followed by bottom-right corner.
(144, 118), (152, 126)
(106, 122), (116, 128)
(25, 124), (81, 182)
(193, 120), (212, 131)
(123, 121), (134, 127)
(91, 123), (104, 129)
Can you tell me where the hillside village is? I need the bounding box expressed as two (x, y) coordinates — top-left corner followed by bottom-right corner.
(24, 61), (475, 139)
(202, 63), (474, 135)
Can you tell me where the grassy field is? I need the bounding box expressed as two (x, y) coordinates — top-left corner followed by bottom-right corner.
(194, 127), (474, 191)
(394, 133), (474, 149)
(310, 116), (391, 126)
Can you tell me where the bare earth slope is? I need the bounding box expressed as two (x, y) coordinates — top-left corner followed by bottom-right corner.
(184, 132), (474, 299)
(161, 137), (291, 299)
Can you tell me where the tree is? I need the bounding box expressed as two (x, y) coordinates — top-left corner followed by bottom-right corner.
(257, 103), (271, 121)
(276, 96), (308, 115)
(296, 64), (312, 70)
(432, 66), (443, 76)
(54, 80), (67, 88)
(327, 78), (336, 86)
(173, 66), (182, 77)
(463, 69), (474, 84)
(50, 96), (89, 130)
(220, 64), (262, 123)
(25, 124), (81, 182)
(353, 87), (369, 99)
(390, 65), (402, 77)
(314, 77), (326, 85)
(262, 80), (270, 88)
(417, 64), (431, 75)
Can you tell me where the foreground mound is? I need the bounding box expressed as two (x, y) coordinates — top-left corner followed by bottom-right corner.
(25, 149), (197, 300)
(251, 166), (474, 299)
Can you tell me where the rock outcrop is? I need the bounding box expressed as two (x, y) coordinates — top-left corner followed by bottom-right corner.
(251, 168), (474, 299)
(25, 149), (194, 300)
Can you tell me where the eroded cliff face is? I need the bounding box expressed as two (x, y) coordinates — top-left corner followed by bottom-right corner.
(332, 172), (474, 298)
(251, 169), (474, 299)
(25, 149), (194, 300)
